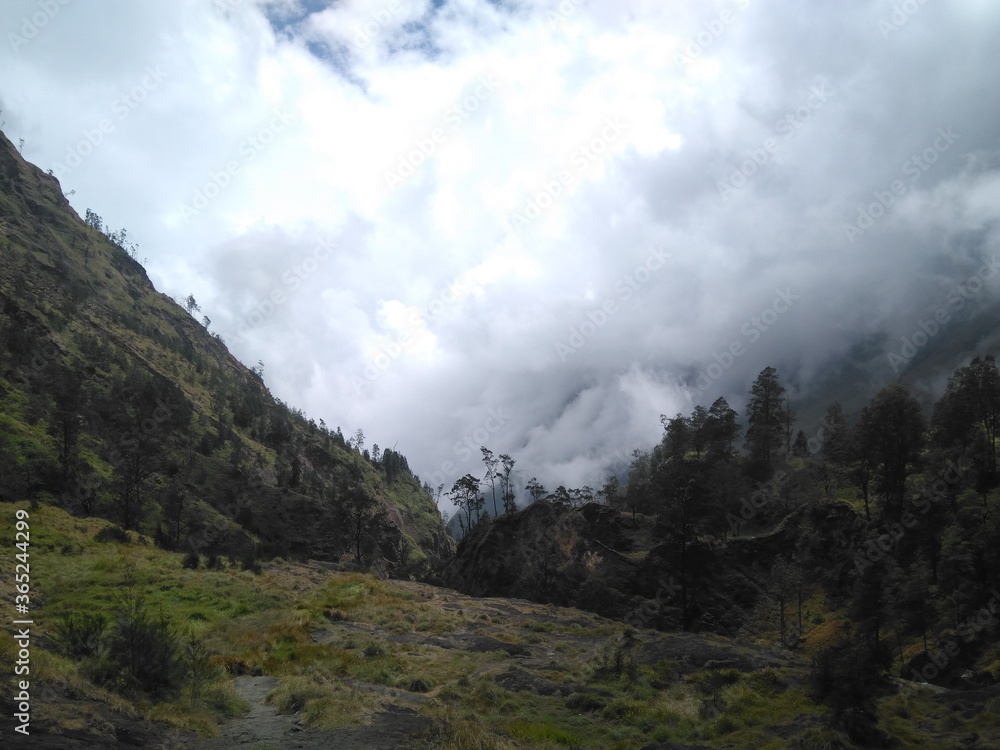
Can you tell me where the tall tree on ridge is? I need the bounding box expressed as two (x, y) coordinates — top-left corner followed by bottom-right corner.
(481, 446), (500, 517)
(745, 366), (787, 475)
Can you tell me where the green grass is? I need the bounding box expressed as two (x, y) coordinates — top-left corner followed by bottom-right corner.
(4, 499), (970, 750)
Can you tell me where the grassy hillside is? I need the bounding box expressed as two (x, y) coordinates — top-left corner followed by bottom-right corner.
(4, 502), (999, 748)
(0, 128), (449, 565)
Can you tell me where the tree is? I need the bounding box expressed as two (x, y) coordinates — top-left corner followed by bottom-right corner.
(85, 209), (104, 233)
(598, 474), (621, 508)
(49, 364), (84, 483)
(689, 405), (709, 458)
(481, 446), (500, 517)
(184, 295), (200, 315)
(341, 474), (380, 566)
(162, 483), (190, 550)
(449, 474), (484, 533)
(771, 556), (802, 646)
(661, 413), (691, 461)
(745, 366), (787, 474)
(525, 477), (546, 504)
(111, 437), (160, 530)
(499, 453), (517, 514)
(932, 356), (1000, 484)
(822, 402), (853, 466)
(858, 384), (925, 519)
(791, 430), (810, 457)
(705, 397), (740, 457)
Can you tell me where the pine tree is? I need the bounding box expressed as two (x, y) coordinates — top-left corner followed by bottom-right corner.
(745, 366), (786, 474)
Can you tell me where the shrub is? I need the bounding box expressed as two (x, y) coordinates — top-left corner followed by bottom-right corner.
(184, 634), (217, 701)
(182, 551), (200, 569)
(592, 630), (639, 681)
(52, 612), (106, 659)
(95, 525), (131, 543)
(95, 570), (183, 698)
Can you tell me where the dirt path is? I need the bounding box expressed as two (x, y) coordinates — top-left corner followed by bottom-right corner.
(188, 675), (431, 750)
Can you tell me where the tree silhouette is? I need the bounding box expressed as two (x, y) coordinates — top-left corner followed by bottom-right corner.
(745, 366), (787, 474)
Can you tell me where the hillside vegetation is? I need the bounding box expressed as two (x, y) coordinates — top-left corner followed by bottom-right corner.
(0, 129), (450, 568)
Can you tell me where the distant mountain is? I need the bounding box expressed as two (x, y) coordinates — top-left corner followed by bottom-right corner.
(774, 299), (1000, 440)
(0, 130), (451, 565)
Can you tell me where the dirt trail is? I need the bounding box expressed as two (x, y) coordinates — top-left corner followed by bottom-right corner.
(187, 675), (431, 750)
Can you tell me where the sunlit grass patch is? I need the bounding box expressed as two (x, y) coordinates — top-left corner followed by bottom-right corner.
(266, 675), (381, 729)
(504, 720), (581, 745)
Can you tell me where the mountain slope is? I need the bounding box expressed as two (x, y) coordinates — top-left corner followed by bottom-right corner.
(0, 129), (451, 564)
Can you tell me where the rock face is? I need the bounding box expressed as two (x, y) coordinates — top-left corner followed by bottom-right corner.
(445, 499), (868, 636)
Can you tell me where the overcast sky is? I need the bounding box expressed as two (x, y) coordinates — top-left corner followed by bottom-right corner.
(3, 0), (1000, 502)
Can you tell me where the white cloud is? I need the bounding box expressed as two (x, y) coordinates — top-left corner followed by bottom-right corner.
(3, 0), (1000, 506)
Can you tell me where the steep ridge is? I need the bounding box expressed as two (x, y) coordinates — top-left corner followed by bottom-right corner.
(0, 129), (451, 565)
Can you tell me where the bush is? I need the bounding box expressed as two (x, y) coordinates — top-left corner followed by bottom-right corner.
(95, 570), (183, 698)
(182, 551), (200, 569)
(592, 630), (639, 681)
(52, 613), (106, 659)
(95, 525), (131, 544)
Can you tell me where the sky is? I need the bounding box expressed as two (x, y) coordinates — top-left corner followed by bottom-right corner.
(3, 0), (1000, 504)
